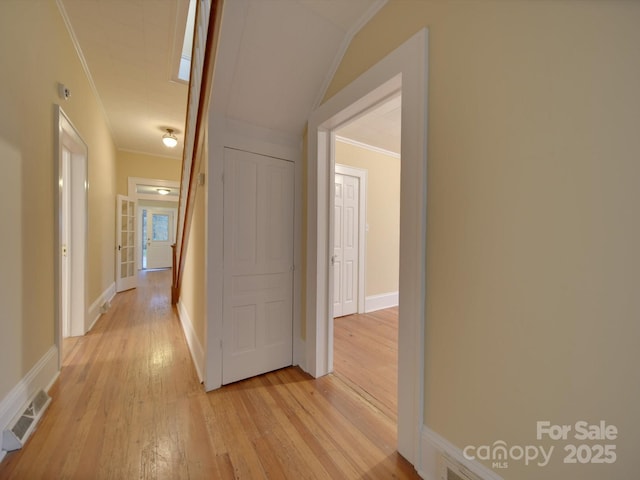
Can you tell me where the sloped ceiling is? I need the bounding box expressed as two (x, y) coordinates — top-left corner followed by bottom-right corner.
(58, 0), (391, 159)
(211, 0), (387, 139)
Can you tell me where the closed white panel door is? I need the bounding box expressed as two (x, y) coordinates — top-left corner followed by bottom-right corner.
(223, 148), (294, 384)
(116, 195), (137, 292)
(146, 209), (174, 269)
(333, 173), (359, 317)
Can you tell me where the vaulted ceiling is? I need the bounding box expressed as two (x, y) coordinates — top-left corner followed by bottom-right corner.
(58, 0), (395, 159)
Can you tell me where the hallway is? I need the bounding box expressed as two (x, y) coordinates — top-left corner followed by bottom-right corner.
(0, 270), (419, 479)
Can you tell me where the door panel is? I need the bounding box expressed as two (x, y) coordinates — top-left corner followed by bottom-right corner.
(146, 209), (174, 269)
(116, 195), (137, 292)
(223, 148), (294, 384)
(333, 173), (359, 317)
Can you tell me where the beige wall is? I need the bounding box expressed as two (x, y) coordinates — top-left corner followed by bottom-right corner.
(116, 150), (181, 196)
(327, 1), (640, 479)
(0, 0), (117, 399)
(335, 140), (400, 297)
(179, 144), (207, 353)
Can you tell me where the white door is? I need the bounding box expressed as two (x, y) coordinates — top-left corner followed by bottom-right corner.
(333, 172), (360, 317)
(61, 147), (71, 337)
(223, 148), (294, 384)
(146, 209), (174, 269)
(116, 195), (137, 292)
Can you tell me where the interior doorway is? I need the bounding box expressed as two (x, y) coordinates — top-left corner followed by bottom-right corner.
(331, 102), (402, 426)
(139, 204), (177, 270)
(56, 106), (88, 365)
(306, 28), (428, 464)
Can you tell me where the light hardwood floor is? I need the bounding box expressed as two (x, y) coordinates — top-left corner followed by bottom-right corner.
(333, 308), (399, 423)
(0, 270), (418, 480)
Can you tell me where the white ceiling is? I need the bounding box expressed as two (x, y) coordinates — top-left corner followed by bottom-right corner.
(211, 0), (388, 138)
(59, 0), (191, 159)
(336, 94), (401, 155)
(58, 0), (394, 159)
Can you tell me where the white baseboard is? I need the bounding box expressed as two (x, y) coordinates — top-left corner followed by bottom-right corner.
(177, 300), (205, 382)
(419, 426), (504, 480)
(0, 345), (59, 460)
(365, 291), (399, 312)
(87, 282), (116, 333)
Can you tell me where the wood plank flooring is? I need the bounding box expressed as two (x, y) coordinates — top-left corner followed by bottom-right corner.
(0, 270), (418, 480)
(333, 308), (399, 423)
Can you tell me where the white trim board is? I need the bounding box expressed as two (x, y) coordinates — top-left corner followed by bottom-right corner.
(0, 345), (59, 459)
(177, 300), (205, 383)
(365, 292), (398, 312)
(420, 426), (504, 480)
(87, 282), (116, 333)
(127, 177), (180, 203)
(335, 135), (400, 159)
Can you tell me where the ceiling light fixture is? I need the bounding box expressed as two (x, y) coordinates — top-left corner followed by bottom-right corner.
(157, 188), (170, 195)
(162, 128), (178, 148)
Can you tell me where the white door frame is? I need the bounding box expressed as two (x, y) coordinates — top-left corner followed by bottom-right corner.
(306, 29), (428, 465)
(142, 206), (177, 269)
(55, 106), (88, 366)
(334, 163), (367, 319)
(127, 177), (179, 270)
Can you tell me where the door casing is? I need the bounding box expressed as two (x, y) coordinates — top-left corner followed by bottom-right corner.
(306, 29), (429, 465)
(55, 106), (88, 365)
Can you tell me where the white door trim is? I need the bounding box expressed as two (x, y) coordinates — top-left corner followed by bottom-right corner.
(144, 207), (177, 269)
(55, 106), (88, 365)
(205, 117), (303, 392)
(335, 163), (367, 317)
(137, 203), (178, 270)
(306, 29), (428, 466)
(127, 176), (179, 202)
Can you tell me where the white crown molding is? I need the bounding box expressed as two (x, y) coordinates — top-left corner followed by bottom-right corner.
(55, 0), (115, 139)
(335, 135), (400, 159)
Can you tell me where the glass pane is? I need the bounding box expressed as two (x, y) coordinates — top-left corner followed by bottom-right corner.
(152, 214), (169, 241)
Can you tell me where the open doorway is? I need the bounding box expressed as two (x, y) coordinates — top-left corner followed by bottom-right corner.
(56, 106), (88, 366)
(305, 29), (428, 464)
(125, 177), (179, 272)
(139, 203), (177, 270)
(331, 95), (402, 423)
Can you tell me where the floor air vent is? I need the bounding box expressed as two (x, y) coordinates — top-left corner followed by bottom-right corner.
(2, 390), (51, 452)
(439, 454), (483, 480)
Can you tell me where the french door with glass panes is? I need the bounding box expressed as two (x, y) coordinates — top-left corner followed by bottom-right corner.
(116, 195), (137, 292)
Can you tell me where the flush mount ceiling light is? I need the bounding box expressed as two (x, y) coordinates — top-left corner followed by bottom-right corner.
(157, 188), (171, 195)
(162, 128), (178, 148)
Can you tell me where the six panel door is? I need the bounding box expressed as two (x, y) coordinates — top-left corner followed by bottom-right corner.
(222, 148), (294, 384)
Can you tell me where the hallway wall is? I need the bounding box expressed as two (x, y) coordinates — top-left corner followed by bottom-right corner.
(116, 150), (181, 196)
(335, 140), (400, 299)
(0, 0), (117, 414)
(326, 1), (640, 479)
(178, 144), (207, 380)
